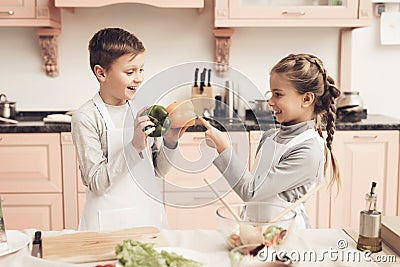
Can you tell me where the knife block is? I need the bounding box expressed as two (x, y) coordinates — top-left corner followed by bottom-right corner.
(191, 86), (214, 117)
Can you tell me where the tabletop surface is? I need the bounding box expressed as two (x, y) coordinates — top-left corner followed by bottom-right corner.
(0, 228), (398, 267)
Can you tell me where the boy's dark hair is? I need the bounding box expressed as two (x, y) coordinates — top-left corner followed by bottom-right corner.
(88, 28), (145, 73)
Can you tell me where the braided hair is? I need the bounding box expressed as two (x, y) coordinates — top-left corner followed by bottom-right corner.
(270, 53), (341, 190)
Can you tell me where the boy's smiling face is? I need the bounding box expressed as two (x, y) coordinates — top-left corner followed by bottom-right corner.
(98, 52), (145, 106)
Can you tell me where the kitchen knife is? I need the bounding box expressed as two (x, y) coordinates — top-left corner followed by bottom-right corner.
(194, 68), (199, 87)
(207, 69), (211, 87)
(200, 68), (206, 94)
(31, 231), (42, 258)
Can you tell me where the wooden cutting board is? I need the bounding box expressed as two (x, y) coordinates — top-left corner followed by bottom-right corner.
(41, 226), (165, 263)
(382, 216), (400, 255)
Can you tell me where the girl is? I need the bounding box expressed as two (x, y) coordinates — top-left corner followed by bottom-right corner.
(199, 53), (341, 228)
(72, 28), (186, 231)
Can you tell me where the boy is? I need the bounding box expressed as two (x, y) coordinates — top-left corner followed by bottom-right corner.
(72, 28), (185, 231)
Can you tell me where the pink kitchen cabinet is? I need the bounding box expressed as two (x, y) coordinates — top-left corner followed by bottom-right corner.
(0, 0), (35, 18)
(1, 193), (63, 231)
(0, 133), (64, 230)
(330, 130), (399, 228)
(0, 0), (60, 27)
(0, 133), (62, 193)
(215, 0), (372, 27)
(165, 191), (242, 230)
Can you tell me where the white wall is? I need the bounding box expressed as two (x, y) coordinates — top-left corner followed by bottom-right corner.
(0, 1), (399, 118)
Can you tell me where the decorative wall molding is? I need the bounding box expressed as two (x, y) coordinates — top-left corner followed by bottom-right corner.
(36, 28), (61, 77)
(212, 28), (234, 74)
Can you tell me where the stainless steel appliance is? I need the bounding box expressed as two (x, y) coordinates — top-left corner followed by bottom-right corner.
(336, 91), (367, 123)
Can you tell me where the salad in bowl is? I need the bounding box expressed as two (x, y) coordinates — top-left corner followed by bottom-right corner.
(216, 202), (296, 250)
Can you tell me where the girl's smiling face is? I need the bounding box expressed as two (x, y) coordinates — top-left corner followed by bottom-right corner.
(268, 72), (314, 125)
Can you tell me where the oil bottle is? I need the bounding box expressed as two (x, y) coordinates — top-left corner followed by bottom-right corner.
(357, 182), (382, 252)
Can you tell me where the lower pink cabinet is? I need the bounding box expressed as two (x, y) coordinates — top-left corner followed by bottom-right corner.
(329, 130), (399, 229)
(0, 133), (64, 230)
(1, 193), (63, 230)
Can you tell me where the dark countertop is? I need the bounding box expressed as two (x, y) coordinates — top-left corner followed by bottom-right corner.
(0, 113), (399, 133)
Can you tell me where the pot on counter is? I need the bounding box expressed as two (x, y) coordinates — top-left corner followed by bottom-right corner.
(336, 91), (364, 112)
(0, 94), (17, 119)
(336, 91), (367, 123)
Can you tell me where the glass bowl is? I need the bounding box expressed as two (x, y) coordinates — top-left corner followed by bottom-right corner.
(216, 202), (296, 250)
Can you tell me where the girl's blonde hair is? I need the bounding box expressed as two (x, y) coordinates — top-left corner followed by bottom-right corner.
(271, 53), (341, 190)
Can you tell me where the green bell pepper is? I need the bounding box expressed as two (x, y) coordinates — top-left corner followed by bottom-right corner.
(141, 105), (171, 137)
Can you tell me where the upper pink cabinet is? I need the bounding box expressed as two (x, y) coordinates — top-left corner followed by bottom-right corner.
(55, 0), (204, 8)
(0, 0), (60, 28)
(0, 0), (35, 18)
(215, 0), (372, 27)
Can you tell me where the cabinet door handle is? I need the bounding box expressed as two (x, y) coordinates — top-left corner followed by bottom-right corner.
(282, 11), (305, 16)
(353, 135), (378, 139)
(0, 137), (2, 142)
(0, 11), (15, 16)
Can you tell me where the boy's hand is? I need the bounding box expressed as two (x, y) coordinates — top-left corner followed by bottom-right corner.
(198, 117), (230, 154)
(132, 106), (155, 153)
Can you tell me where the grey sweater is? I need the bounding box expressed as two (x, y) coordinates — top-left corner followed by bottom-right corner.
(71, 99), (177, 195)
(214, 120), (324, 204)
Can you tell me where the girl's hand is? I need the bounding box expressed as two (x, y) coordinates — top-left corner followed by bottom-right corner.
(198, 117), (230, 154)
(132, 106), (155, 153)
(163, 126), (189, 149)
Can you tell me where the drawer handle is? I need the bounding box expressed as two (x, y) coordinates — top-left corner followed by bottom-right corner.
(282, 11), (305, 16)
(0, 11), (15, 16)
(353, 135), (378, 139)
(192, 137), (205, 140)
